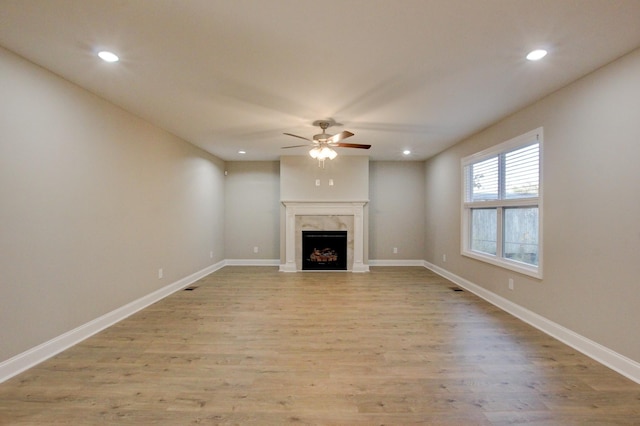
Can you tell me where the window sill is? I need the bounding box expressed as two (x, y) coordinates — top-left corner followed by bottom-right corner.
(462, 250), (542, 279)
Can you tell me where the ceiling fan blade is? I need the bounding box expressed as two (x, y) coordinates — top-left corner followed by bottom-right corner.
(283, 132), (312, 142)
(281, 144), (310, 149)
(335, 142), (371, 149)
(327, 130), (354, 144)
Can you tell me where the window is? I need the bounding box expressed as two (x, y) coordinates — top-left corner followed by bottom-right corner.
(462, 128), (542, 278)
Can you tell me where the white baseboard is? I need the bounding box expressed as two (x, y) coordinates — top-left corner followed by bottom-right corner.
(423, 260), (640, 385)
(369, 259), (426, 267)
(0, 260), (226, 384)
(225, 259), (280, 266)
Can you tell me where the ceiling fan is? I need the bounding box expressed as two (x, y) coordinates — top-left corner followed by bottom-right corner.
(282, 120), (371, 166)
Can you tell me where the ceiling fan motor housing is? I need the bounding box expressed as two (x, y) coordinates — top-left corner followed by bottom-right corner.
(313, 133), (330, 142)
(313, 120), (332, 142)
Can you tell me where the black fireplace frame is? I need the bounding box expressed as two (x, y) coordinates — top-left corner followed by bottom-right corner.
(302, 230), (348, 270)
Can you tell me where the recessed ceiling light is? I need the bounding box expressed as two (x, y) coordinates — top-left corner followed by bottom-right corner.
(98, 50), (119, 62)
(403, 150), (411, 156)
(238, 150), (246, 154)
(526, 49), (548, 61)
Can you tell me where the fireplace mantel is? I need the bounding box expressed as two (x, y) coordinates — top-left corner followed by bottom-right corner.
(280, 201), (369, 272)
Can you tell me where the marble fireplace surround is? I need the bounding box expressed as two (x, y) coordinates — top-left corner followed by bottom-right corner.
(280, 201), (369, 272)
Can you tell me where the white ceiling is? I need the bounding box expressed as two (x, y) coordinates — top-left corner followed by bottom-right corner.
(1, 0), (640, 161)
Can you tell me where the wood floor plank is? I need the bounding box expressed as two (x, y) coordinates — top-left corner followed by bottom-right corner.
(1, 266), (639, 424)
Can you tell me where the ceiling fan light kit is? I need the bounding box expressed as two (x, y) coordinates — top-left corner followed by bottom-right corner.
(282, 120), (371, 167)
(309, 146), (337, 160)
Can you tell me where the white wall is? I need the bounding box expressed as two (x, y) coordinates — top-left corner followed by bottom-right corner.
(0, 46), (225, 363)
(424, 47), (640, 363)
(224, 161), (280, 260)
(280, 156), (369, 202)
(369, 161), (425, 260)
(224, 158), (426, 264)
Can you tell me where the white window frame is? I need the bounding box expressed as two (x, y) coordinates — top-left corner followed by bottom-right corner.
(461, 128), (543, 279)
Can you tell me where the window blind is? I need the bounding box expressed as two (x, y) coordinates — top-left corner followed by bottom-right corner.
(505, 143), (539, 199)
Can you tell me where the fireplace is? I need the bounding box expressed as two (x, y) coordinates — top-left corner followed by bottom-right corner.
(302, 230), (347, 270)
(280, 202), (368, 272)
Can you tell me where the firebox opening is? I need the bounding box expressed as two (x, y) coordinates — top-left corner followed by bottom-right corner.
(302, 230), (347, 270)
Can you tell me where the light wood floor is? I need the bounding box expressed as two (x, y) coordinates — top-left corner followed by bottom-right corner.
(1, 267), (639, 425)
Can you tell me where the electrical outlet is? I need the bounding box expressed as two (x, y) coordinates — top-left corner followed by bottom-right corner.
(443, 254), (447, 262)
(253, 246), (259, 253)
(158, 268), (163, 279)
(315, 179), (320, 186)
(210, 251), (213, 259)
(393, 247), (398, 254)
(508, 278), (514, 290)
